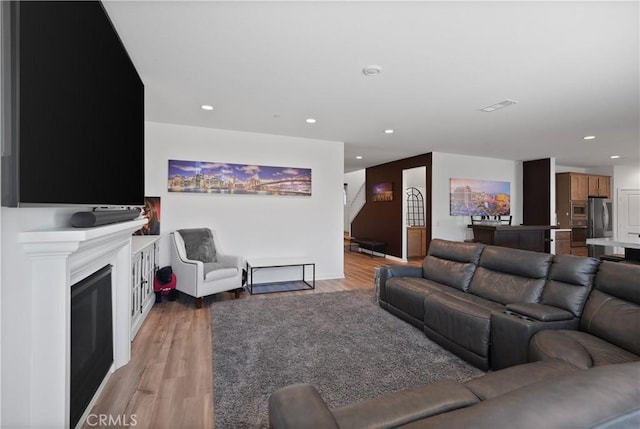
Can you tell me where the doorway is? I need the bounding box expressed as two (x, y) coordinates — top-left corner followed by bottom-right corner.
(402, 166), (427, 261)
(617, 188), (640, 243)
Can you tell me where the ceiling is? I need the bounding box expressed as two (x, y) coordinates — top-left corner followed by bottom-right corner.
(103, 0), (639, 173)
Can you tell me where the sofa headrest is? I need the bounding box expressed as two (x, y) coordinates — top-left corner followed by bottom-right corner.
(478, 246), (553, 279)
(549, 254), (600, 286)
(541, 254), (600, 317)
(594, 261), (640, 305)
(427, 239), (485, 264)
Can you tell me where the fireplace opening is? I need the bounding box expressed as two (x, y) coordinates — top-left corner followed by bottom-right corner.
(70, 265), (113, 428)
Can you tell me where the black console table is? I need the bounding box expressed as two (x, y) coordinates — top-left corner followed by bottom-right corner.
(349, 237), (387, 258)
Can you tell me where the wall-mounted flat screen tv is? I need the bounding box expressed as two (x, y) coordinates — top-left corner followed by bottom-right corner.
(3, 1), (144, 207)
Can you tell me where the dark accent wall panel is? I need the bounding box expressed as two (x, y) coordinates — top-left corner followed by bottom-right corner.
(522, 158), (551, 226)
(351, 153), (432, 258)
(523, 158), (551, 253)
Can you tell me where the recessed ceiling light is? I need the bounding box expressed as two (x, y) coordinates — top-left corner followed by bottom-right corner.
(384, 129), (394, 134)
(201, 105), (214, 111)
(479, 99), (518, 112)
(610, 155), (621, 159)
(362, 65), (382, 76)
(305, 118), (316, 124)
(356, 156), (363, 160)
(583, 136), (596, 140)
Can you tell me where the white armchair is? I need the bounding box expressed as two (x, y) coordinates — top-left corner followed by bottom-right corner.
(170, 228), (244, 308)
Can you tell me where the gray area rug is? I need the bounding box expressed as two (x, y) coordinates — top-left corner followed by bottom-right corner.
(211, 289), (484, 428)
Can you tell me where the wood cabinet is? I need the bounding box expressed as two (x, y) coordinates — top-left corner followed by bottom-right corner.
(570, 173), (588, 201)
(554, 230), (571, 255)
(407, 227), (427, 257)
(131, 236), (160, 340)
(570, 246), (588, 257)
(556, 173), (612, 228)
(588, 175), (611, 198)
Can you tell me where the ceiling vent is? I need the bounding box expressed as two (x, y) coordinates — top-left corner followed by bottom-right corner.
(480, 99), (519, 112)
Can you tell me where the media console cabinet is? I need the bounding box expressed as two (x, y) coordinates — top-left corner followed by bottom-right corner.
(131, 235), (160, 339)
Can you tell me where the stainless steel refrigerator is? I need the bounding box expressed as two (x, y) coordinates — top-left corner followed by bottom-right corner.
(587, 197), (614, 258)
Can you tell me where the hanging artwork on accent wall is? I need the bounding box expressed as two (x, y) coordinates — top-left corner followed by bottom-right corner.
(372, 182), (393, 202)
(167, 160), (312, 196)
(449, 178), (510, 216)
(134, 196), (161, 235)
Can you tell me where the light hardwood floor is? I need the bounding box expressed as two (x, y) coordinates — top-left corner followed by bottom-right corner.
(82, 243), (420, 429)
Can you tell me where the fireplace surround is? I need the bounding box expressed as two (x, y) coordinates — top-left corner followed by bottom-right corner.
(16, 218), (146, 428)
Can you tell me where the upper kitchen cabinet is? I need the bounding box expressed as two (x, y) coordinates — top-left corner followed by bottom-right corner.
(570, 173), (588, 200)
(559, 172), (611, 201)
(588, 175), (611, 198)
(556, 172), (612, 228)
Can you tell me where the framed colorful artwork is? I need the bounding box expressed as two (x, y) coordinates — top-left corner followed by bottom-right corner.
(450, 178), (510, 216)
(372, 182), (393, 202)
(134, 196), (161, 235)
(167, 160), (311, 196)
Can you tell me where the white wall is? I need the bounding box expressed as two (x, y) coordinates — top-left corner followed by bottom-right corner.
(146, 122), (345, 280)
(343, 169), (365, 232)
(556, 165), (588, 174)
(431, 152), (521, 242)
(613, 164), (640, 190)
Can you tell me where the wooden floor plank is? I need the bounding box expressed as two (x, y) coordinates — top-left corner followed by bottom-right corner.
(81, 244), (420, 429)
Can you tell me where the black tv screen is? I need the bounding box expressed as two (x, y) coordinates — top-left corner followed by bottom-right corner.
(14, 0), (144, 207)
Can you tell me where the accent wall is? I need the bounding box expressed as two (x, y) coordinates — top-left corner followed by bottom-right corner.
(351, 153), (432, 258)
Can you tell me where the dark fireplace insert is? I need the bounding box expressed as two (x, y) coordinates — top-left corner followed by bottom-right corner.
(70, 265), (113, 428)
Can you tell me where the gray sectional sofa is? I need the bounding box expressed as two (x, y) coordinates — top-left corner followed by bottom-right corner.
(268, 239), (640, 429)
(379, 239), (606, 370)
(528, 260), (640, 368)
(269, 361), (639, 429)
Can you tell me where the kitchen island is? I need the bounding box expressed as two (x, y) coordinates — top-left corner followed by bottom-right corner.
(469, 224), (556, 253)
(586, 237), (640, 262)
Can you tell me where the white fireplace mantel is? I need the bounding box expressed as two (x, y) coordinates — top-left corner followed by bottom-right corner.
(18, 219), (146, 429)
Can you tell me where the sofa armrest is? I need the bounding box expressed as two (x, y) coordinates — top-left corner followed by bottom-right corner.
(505, 303), (574, 322)
(269, 384), (339, 429)
(217, 253), (243, 270)
(170, 233), (204, 296)
(379, 264), (423, 281)
(490, 309), (579, 370)
(378, 265), (423, 304)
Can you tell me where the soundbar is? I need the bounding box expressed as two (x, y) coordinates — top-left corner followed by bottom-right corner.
(71, 208), (142, 228)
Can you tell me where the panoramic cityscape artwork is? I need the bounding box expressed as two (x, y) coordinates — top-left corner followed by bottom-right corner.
(168, 160), (312, 196)
(450, 178), (510, 216)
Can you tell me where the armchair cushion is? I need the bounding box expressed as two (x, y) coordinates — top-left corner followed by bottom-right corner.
(204, 262), (240, 281)
(177, 228), (217, 262)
